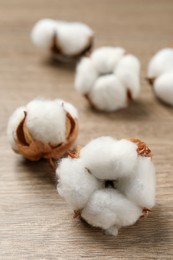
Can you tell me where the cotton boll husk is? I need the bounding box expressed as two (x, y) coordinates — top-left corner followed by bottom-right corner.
(31, 19), (56, 49)
(26, 99), (66, 146)
(57, 158), (102, 210)
(75, 57), (98, 94)
(153, 72), (173, 106)
(91, 47), (125, 74)
(81, 189), (142, 233)
(147, 48), (173, 79)
(88, 74), (127, 111)
(80, 137), (138, 180)
(7, 106), (26, 152)
(115, 54), (141, 99)
(117, 156), (156, 209)
(55, 21), (94, 56)
(55, 99), (78, 119)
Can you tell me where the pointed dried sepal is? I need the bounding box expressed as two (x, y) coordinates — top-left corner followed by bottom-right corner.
(128, 138), (152, 157)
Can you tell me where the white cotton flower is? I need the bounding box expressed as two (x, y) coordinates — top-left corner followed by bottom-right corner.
(147, 48), (173, 80)
(74, 47), (141, 111)
(31, 19), (94, 60)
(153, 71), (173, 106)
(7, 98), (78, 162)
(147, 48), (173, 106)
(56, 137), (156, 236)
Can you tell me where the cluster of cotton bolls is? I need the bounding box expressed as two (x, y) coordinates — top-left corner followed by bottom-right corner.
(75, 47), (141, 111)
(7, 98), (78, 169)
(57, 137), (156, 236)
(6, 19), (160, 237)
(31, 19), (94, 61)
(147, 48), (173, 106)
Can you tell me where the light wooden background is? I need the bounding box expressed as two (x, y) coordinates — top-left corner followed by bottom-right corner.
(0, 0), (173, 259)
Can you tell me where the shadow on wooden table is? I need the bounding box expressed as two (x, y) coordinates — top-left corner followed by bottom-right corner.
(16, 158), (56, 185)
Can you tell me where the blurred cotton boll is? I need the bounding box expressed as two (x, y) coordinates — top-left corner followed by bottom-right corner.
(147, 48), (173, 106)
(75, 47), (141, 111)
(31, 19), (94, 61)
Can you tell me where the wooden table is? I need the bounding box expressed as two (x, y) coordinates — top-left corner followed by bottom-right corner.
(0, 0), (173, 259)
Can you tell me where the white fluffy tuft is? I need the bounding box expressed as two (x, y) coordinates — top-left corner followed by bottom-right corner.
(153, 71), (173, 106)
(80, 137), (138, 180)
(57, 158), (102, 210)
(89, 74), (127, 111)
(147, 48), (173, 79)
(26, 99), (66, 146)
(31, 19), (57, 48)
(75, 57), (98, 94)
(115, 54), (141, 99)
(91, 47), (125, 74)
(81, 189), (142, 235)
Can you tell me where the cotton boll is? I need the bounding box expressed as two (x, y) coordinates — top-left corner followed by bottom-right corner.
(74, 47), (141, 112)
(115, 54), (141, 99)
(153, 72), (173, 106)
(31, 19), (56, 48)
(147, 48), (173, 80)
(31, 19), (94, 60)
(81, 189), (142, 234)
(57, 158), (101, 210)
(7, 106), (26, 152)
(55, 21), (94, 56)
(75, 57), (98, 94)
(91, 47), (125, 74)
(88, 74), (127, 111)
(26, 99), (66, 146)
(117, 157), (156, 209)
(7, 98), (78, 163)
(80, 137), (138, 180)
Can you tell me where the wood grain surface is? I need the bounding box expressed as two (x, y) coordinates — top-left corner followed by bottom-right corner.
(0, 0), (173, 259)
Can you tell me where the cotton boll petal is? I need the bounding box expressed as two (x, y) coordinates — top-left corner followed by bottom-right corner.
(153, 72), (173, 106)
(26, 99), (66, 146)
(88, 74), (127, 111)
(57, 158), (101, 210)
(81, 189), (142, 232)
(75, 57), (98, 94)
(115, 54), (141, 99)
(147, 48), (173, 79)
(91, 47), (125, 74)
(80, 138), (138, 180)
(31, 19), (56, 48)
(7, 106), (26, 152)
(117, 157), (156, 209)
(55, 21), (94, 56)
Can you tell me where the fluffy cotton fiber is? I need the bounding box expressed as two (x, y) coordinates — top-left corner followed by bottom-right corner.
(75, 47), (141, 111)
(31, 19), (94, 60)
(7, 98), (78, 162)
(56, 136), (156, 236)
(147, 48), (173, 106)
